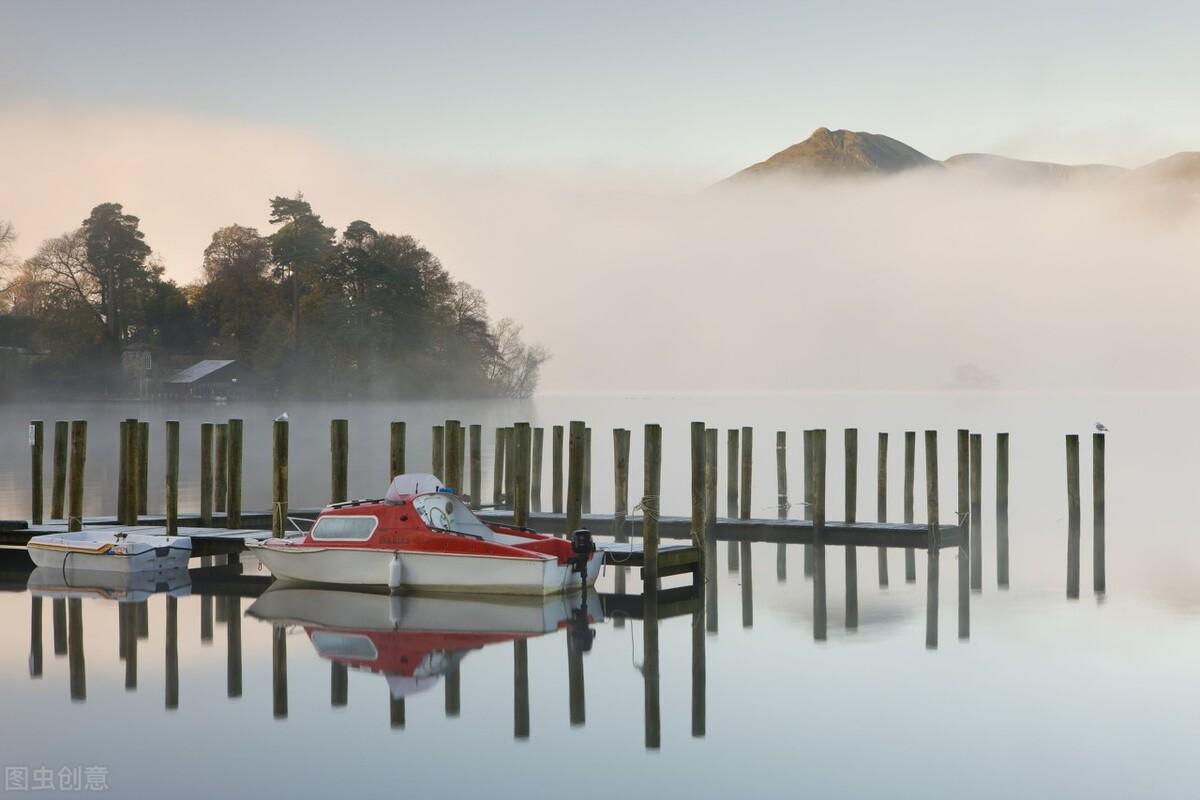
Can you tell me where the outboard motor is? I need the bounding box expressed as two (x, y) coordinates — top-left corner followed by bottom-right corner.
(570, 528), (595, 580)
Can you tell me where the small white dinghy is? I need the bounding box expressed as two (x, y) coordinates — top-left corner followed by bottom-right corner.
(27, 530), (192, 573)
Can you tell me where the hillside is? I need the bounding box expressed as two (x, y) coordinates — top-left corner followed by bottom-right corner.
(727, 127), (940, 181)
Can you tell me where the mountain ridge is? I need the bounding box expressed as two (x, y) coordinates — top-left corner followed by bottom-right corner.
(724, 127), (1200, 187)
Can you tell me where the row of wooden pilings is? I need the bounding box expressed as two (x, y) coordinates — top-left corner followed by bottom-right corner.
(24, 418), (1105, 594)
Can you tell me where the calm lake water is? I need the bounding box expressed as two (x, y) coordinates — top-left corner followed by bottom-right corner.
(0, 393), (1197, 799)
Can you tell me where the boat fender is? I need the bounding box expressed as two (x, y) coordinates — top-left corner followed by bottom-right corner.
(389, 594), (403, 628)
(388, 553), (403, 593)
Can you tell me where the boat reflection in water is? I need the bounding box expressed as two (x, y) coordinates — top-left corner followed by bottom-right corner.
(248, 584), (603, 706)
(26, 565), (191, 602)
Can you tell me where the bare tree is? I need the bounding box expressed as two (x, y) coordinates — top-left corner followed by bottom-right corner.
(23, 229), (106, 327)
(485, 318), (550, 398)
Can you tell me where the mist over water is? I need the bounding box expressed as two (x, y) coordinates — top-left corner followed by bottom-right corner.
(4, 107), (1198, 394)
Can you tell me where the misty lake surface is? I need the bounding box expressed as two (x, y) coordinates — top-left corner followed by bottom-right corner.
(0, 393), (1197, 799)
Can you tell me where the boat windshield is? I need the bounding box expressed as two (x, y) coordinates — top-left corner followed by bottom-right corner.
(410, 493), (497, 540)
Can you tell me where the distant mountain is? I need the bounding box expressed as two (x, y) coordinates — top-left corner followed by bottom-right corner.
(943, 153), (1127, 186)
(726, 127), (940, 181)
(1133, 152), (1200, 185)
(724, 127), (1200, 190)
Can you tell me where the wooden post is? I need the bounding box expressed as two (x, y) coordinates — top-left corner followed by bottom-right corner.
(431, 424), (445, 479)
(643, 424), (662, 591)
(565, 421), (585, 535)
(613, 429), (630, 541)
(1066, 434), (1081, 599)
(925, 431), (940, 550)
(956, 428), (969, 536)
(214, 422), (228, 514)
(775, 431), (787, 581)
(531, 427), (544, 512)
(997, 432), (1009, 589)
(812, 429), (827, 641)
(272, 418), (288, 538)
(165, 421), (179, 535)
(877, 432), (888, 587)
(117, 419), (129, 524)
(199, 423), (213, 527)
(513, 422), (531, 528)
(803, 429), (814, 577)
(925, 430), (940, 649)
(582, 426), (592, 515)
(726, 429), (739, 570)
(903, 430), (916, 583)
(67, 421), (86, 533)
(844, 428), (858, 630)
(691, 422), (706, 552)
(226, 419), (243, 528)
(51, 421), (67, 520)
(970, 432), (982, 592)
(30, 420), (43, 524)
(389, 421), (406, 478)
(125, 418), (138, 524)
(552, 425), (564, 513)
(137, 421), (149, 516)
(493, 427), (506, 506)
(444, 420), (462, 491)
(739, 427), (753, 520)
(330, 419), (348, 504)
(704, 427), (718, 633)
(1093, 433), (1105, 594)
(469, 424), (482, 509)
(273, 626), (288, 720)
(504, 427), (517, 509)
(844, 428), (860, 624)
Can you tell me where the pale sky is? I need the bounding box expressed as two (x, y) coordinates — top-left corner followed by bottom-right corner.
(3, 0), (1199, 174)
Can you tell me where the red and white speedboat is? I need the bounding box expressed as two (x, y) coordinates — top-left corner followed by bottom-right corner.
(247, 474), (605, 595)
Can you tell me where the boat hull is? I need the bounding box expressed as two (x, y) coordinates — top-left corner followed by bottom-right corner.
(249, 544), (604, 595)
(28, 532), (192, 573)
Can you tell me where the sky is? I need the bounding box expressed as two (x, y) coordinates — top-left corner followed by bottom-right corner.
(2, 1), (1200, 392)
(4, 0), (1200, 172)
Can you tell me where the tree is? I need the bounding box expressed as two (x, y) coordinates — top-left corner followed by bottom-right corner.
(196, 225), (279, 359)
(81, 203), (154, 343)
(268, 194), (334, 341)
(486, 319), (549, 398)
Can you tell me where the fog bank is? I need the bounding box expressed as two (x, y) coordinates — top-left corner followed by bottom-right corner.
(3, 106), (1198, 392)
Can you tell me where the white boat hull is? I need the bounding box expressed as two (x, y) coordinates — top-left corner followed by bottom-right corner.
(248, 543), (605, 595)
(28, 531), (192, 573)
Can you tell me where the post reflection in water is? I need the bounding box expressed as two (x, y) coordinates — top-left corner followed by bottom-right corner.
(52, 597), (67, 656)
(67, 597), (85, 702)
(692, 593), (705, 739)
(227, 596), (242, 699)
(165, 596), (178, 710)
(514, 640), (529, 739)
(642, 592), (660, 751)
(29, 596), (43, 679)
(272, 626), (288, 720)
(926, 551), (940, 650)
(740, 541), (753, 628)
(812, 544), (827, 642)
(124, 602), (138, 691)
(845, 546), (858, 631)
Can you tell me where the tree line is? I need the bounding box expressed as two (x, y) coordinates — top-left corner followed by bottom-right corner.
(0, 196), (547, 398)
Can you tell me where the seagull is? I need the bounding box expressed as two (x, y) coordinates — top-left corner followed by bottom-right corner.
(1094, 422), (1108, 432)
(275, 412), (289, 422)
